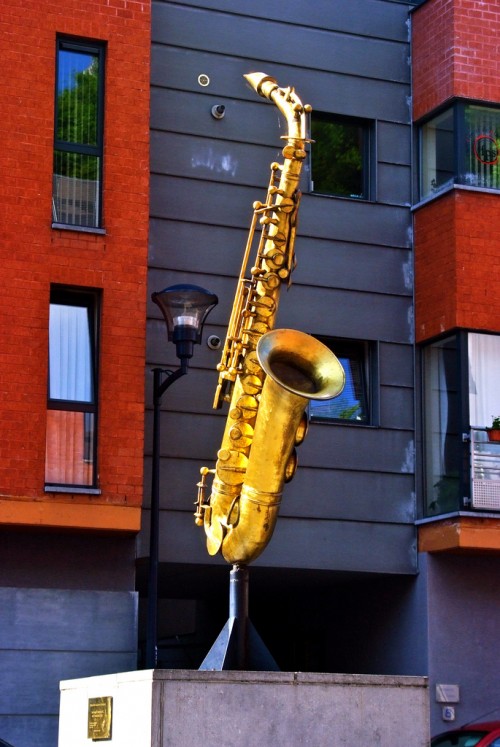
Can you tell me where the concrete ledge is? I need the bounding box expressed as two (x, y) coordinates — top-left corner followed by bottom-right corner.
(59, 669), (429, 746)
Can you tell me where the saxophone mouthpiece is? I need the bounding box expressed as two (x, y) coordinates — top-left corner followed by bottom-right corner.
(244, 72), (278, 99)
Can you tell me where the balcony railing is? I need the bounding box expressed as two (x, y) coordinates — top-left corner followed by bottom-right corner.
(470, 427), (500, 511)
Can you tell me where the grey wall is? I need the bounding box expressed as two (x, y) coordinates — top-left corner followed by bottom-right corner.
(0, 588), (137, 747)
(424, 554), (500, 737)
(143, 0), (415, 577)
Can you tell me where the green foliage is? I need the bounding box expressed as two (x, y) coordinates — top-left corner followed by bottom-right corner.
(337, 402), (362, 420)
(491, 416), (500, 430)
(55, 57), (99, 180)
(311, 118), (364, 197)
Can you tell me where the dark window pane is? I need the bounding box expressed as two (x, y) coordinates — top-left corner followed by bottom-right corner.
(423, 336), (461, 515)
(311, 114), (367, 198)
(420, 108), (455, 198)
(310, 340), (369, 422)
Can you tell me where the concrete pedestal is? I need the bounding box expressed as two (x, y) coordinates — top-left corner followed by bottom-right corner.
(59, 669), (429, 747)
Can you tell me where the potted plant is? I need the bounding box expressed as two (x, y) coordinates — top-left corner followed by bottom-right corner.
(487, 416), (500, 442)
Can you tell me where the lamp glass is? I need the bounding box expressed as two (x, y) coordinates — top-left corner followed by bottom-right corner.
(152, 283), (218, 347)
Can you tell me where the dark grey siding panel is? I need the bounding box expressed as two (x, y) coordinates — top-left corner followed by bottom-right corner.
(150, 220), (412, 298)
(151, 176), (411, 249)
(144, 456), (415, 524)
(151, 46), (411, 123)
(153, 3), (410, 84)
(0, 588), (137, 747)
(281, 468), (415, 524)
(154, 510), (417, 574)
(159, 0), (412, 43)
(378, 121), (412, 164)
(147, 0), (416, 577)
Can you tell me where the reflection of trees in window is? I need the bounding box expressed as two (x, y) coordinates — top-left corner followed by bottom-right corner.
(53, 40), (104, 228)
(310, 339), (371, 423)
(311, 114), (368, 198)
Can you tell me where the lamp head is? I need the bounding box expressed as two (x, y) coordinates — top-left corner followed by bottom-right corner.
(152, 284), (218, 361)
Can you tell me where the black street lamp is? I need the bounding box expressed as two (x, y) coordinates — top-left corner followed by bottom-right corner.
(145, 284), (218, 670)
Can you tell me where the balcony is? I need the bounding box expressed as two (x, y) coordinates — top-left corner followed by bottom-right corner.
(471, 427), (500, 511)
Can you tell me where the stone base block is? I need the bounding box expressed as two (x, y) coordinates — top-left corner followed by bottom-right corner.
(59, 669), (429, 747)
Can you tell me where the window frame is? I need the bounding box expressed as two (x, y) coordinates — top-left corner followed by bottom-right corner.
(45, 286), (100, 492)
(418, 99), (500, 202)
(309, 111), (374, 201)
(52, 36), (106, 230)
(309, 336), (378, 426)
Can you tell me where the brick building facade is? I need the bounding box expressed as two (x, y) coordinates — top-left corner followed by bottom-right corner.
(0, 1), (150, 744)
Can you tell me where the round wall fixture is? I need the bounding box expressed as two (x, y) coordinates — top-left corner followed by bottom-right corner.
(198, 74), (210, 87)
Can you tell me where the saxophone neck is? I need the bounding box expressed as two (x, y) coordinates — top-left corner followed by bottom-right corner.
(243, 72), (311, 143)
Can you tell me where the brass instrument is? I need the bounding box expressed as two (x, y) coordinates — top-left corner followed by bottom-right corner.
(196, 73), (345, 565)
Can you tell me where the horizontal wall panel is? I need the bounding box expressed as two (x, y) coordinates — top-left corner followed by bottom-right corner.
(151, 46), (411, 123)
(150, 87), (275, 145)
(0, 588), (137, 651)
(150, 129), (280, 187)
(144, 366), (222, 416)
(145, 341), (416, 411)
(263, 516), (417, 573)
(150, 175), (411, 250)
(379, 342), (414, 388)
(153, 4), (410, 84)
(145, 456), (415, 524)
(380, 384), (415, 430)
(377, 162), (411, 206)
(171, 0), (412, 43)
(378, 122), (412, 165)
(151, 128), (412, 209)
(152, 90), (411, 171)
(0, 715), (56, 747)
(156, 510), (417, 574)
(148, 219), (249, 275)
(277, 285), (413, 344)
(280, 467), (415, 523)
(299, 422), (415, 474)
(0, 651), (136, 714)
(299, 193), (411, 248)
(149, 219), (412, 298)
(148, 408), (414, 476)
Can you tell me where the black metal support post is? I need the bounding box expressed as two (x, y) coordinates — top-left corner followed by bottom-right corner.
(199, 564), (279, 671)
(145, 364), (187, 670)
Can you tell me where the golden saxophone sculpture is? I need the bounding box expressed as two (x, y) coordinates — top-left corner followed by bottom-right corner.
(195, 73), (345, 565)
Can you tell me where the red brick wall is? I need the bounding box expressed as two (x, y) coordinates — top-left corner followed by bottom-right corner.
(412, 0), (500, 121)
(0, 0), (150, 525)
(415, 190), (500, 342)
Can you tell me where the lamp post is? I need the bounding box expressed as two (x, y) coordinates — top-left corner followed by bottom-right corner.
(145, 284), (218, 670)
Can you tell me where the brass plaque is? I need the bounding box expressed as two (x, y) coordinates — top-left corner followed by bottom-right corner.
(88, 696), (113, 741)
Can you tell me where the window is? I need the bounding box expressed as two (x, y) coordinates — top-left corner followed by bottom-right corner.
(309, 338), (373, 424)
(420, 102), (500, 199)
(422, 335), (462, 515)
(45, 288), (99, 489)
(53, 38), (105, 229)
(422, 331), (500, 516)
(310, 113), (371, 199)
